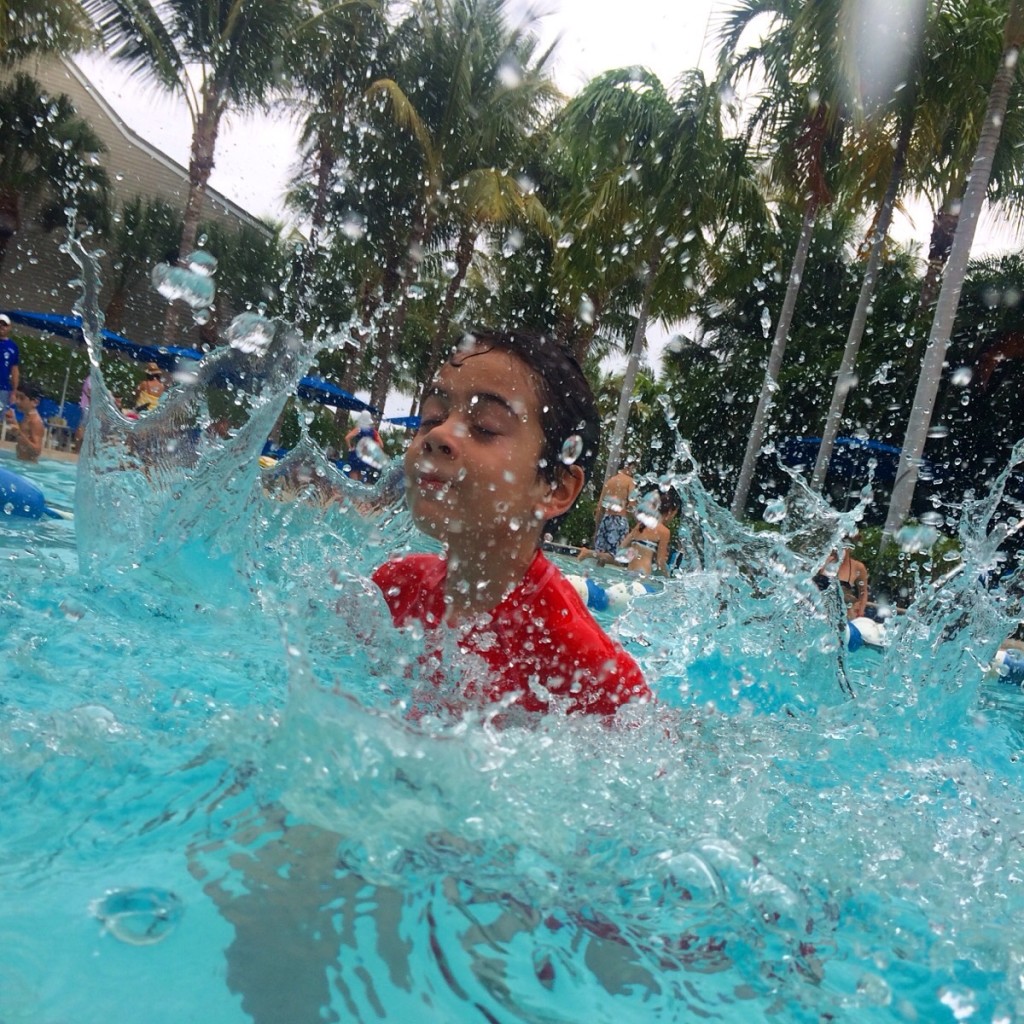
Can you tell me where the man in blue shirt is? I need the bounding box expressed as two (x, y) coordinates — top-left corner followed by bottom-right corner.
(0, 315), (19, 411)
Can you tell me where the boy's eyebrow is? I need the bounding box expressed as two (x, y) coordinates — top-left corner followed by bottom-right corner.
(424, 385), (521, 418)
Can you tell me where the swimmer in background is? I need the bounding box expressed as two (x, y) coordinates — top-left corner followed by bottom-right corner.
(591, 460), (636, 557)
(343, 410), (383, 482)
(373, 328), (649, 718)
(12, 383), (44, 462)
(814, 543), (869, 620)
(134, 361), (166, 413)
(577, 489), (680, 577)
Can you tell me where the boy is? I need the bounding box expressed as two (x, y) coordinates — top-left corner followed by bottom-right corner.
(373, 329), (649, 718)
(13, 383), (44, 462)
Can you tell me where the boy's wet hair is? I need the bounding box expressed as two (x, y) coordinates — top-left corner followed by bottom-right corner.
(449, 329), (601, 485)
(18, 380), (41, 401)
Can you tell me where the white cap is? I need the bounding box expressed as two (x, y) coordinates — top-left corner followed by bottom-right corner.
(356, 411), (373, 428)
(0, 315), (11, 325)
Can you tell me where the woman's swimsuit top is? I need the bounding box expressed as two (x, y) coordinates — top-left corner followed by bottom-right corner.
(631, 537), (659, 553)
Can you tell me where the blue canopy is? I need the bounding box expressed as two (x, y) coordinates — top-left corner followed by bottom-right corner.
(779, 436), (930, 485)
(384, 415), (420, 429)
(297, 376), (376, 413)
(4, 310), (203, 369)
(4, 309), (377, 413)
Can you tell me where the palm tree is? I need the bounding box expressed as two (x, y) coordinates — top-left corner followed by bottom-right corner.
(550, 66), (764, 481)
(103, 195), (181, 329)
(360, 0), (559, 413)
(85, 0), (310, 338)
(285, 0), (391, 332)
(883, 0), (1024, 540)
(0, 72), (111, 268)
(1, 0), (97, 64)
(720, 0), (852, 518)
(807, 0), (935, 489)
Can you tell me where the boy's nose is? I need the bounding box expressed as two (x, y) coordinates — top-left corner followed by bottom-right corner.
(422, 417), (464, 456)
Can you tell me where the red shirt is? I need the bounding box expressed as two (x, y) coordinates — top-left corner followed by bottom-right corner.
(372, 551), (649, 717)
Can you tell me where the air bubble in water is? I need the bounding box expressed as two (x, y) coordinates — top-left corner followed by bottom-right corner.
(92, 887), (183, 946)
(560, 435), (584, 465)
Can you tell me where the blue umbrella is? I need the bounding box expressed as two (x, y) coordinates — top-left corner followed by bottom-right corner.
(296, 376), (377, 413)
(4, 310), (204, 369)
(5, 309), (376, 414)
(779, 436), (929, 485)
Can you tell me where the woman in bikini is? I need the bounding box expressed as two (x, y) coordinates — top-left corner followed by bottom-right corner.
(815, 545), (869, 620)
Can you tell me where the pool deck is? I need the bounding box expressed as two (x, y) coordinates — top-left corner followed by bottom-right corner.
(0, 440), (79, 465)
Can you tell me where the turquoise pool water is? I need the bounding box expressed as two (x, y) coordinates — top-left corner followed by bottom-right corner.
(2, 299), (1024, 1022)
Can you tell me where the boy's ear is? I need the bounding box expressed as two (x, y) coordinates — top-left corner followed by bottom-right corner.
(541, 465), (585, 520)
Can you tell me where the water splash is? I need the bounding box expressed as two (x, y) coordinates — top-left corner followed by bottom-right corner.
(5, 234), (1024, 1023)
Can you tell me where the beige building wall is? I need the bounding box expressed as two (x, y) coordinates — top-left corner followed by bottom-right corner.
(1, 55), (272, 348)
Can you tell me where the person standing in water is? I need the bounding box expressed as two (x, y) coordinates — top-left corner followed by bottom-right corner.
(12, 383), (44, 462)
(578, 489), (680, 576)
(0, 314), (19, 414)
(373, 329), (649, 718)
(591, 460), (636, 556)
(814, 543), (869, 620)
(343, 410), (383, 482)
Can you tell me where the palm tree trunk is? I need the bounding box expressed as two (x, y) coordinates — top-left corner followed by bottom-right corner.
(417, 225), (477, 402)
(368, 209), (431, 413)
(917, 203), (960, 312)
(163, 96), (223, 344)
(883, 4), (1024, 541)
(731, 201), (818, 518)
(604, 267), (656, 484)
(811, 111), (912, 490)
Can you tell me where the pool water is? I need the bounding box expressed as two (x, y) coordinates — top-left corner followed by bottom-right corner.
(2, 309), (1024, 1023)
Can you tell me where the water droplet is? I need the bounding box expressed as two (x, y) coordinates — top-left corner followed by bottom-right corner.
(927, 423), (950, 439)
(763, 497), (787, 524)
(896, 524), (939, 553)
(951, 366), (973, 387)
(760, 306), (771, 338)
(356, 436), (387, 470)
(340, 212), (365, 241)
(578, 296), (595, 324)
(225, 312), (275, 355)
(556, 233), (574, 249)
(560, 435), (584, 465)
(186, 250), (218, 276)
(151, 263), (216, 310)
(636, 490), (661, 528)
(92, 887), (183, 946)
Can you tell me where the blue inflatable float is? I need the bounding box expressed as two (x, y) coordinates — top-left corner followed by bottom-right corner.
(0, 465), (69, 520)
(991, 647), (1024, 685)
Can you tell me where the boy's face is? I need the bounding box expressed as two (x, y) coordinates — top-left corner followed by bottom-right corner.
(405, 346), (552, 544)
(12, 390), (34, 412)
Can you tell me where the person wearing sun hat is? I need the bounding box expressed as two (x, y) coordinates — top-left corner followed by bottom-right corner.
(134, 360), (166, 412)
(0, 314), (20, 413)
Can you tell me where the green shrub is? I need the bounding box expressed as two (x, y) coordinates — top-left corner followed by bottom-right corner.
(16, 333), (149, 409)
(855, 525), (962, 608)
(553, 493), (596, 547)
